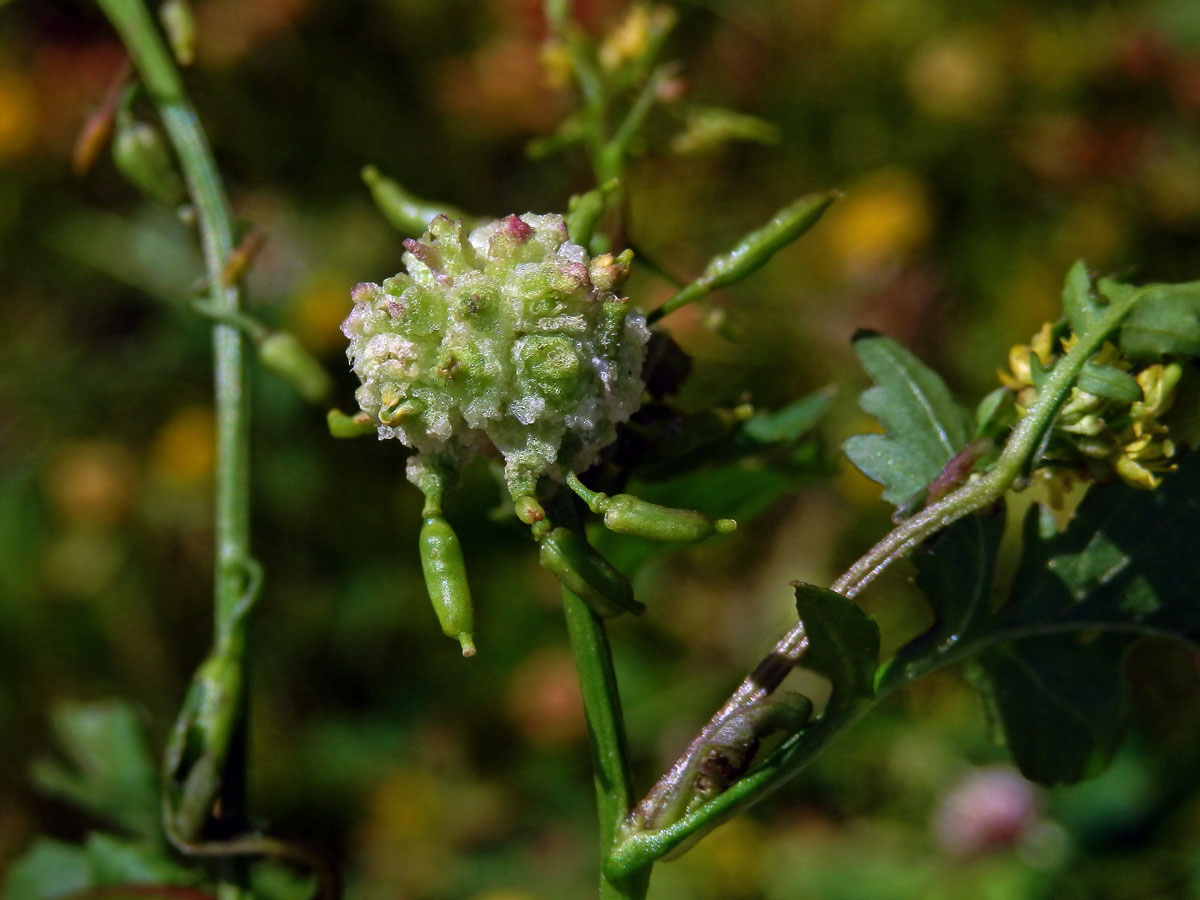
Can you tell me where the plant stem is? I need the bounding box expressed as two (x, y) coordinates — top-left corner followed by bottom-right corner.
(609, 283), (1150, 873)
(562, 588), (651, 900)
(96, 0), (256, 840)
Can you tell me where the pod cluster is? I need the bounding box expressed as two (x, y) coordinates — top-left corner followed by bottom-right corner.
(342, 212), (650, 499)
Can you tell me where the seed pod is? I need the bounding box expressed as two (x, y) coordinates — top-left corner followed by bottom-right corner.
(539, 527), (644, 617)
(566, 474), (735, 542)
(258, 332), (333, 403)
(362, 165), (474, 236)
(652, 191), (838, 321)
(420, 515), (476, 656)
(112, 110), (185, 206)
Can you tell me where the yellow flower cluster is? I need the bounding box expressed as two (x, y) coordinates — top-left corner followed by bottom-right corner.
(1000, 323), (1181, 491)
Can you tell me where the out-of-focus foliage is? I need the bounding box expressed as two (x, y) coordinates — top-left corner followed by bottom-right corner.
(2, 0), (1200, 898)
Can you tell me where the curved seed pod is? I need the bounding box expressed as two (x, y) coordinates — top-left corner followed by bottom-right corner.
(566, 473), (736, 542)
(362, 165), (475, 236)
(420, 515), (476, 656)
(539, 526), (644, 617)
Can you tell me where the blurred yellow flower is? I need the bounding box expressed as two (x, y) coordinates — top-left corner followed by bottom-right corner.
(905, 30), (1006, 121)
(151, 405), (215, 485)
(287, 270), (353, 355)
(0, 69), (38, 161)
(826, 168), (932, 277)
(44, 440), (139, 528)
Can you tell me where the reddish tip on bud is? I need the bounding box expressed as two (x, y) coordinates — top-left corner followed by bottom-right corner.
(403, 238), (442, 271)
(500, 214), (534, 242)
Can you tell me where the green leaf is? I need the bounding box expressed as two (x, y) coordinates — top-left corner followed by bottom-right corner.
(742, 387), (834, 444)
(793, 583), (879, 710)
(1062, 259), (1100, 334)
(974, 453), (1200, 784)
(1110, 280), (1200, 360)
(877, 509), (1005, 691)
(843, 332), (973, 507)
(1076, 362), (1142, 402)
(975, 634), (1131, 784)
(29, 699), (160, 839)
(3, 839), (91, 900)
(84, 833), (194, 885)
(1002, 452), (1200, 638)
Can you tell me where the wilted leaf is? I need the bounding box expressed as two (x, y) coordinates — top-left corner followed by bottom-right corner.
(843, 332), (973, 507)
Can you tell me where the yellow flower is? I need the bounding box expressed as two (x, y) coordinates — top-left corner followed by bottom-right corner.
(1131, 362), (1182, 421)
(1114, 421), (1176, 489)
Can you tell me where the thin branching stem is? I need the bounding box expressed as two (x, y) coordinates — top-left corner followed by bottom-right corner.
(607, 283), (1151, 875)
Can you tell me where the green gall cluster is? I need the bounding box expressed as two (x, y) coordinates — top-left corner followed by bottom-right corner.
(342, 213), (649, 498)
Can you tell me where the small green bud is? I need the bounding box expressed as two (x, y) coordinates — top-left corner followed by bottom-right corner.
(566, 180), (618, 247)
(258, 332), (333, 403)
(112, 109), (185, 206)
(327, 408), (377, 438)
(539, 527), (643, 617)
(566, 473), (736, 542)
(588, 248), (633, 293)
(420, 515), (476, 656)
(159, 0), (196, 66)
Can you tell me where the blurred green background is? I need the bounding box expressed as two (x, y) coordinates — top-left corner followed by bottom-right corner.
(3, 0), (1200, 897)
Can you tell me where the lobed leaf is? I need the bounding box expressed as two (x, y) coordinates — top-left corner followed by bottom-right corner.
(979, 454), (1200, 783)
(843, 332), (973, 507)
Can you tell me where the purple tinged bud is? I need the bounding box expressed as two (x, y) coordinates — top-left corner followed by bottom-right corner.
(403, 238), (442, 271)
(501, 214), (534, 242)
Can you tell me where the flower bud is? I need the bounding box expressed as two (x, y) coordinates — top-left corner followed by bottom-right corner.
(112, 110), (185, 206)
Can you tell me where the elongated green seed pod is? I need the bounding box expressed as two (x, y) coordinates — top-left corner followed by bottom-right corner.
(565, 473), (736, 542)
(539, 527), (644, 617)
(112, 110), (185, 206)
(420, 515), (476, 656)
(257, 332), (333, 403)
(652, 191), (838, 321)
(600, 495), (736, 542)
(700, 191), (838, 291)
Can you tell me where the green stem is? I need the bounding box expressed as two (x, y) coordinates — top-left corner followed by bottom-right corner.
(608, 284), (1150, 874)
(96, 0), (256, 837)
(561, 587), (650, 900)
